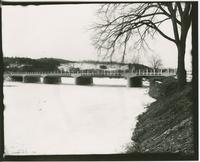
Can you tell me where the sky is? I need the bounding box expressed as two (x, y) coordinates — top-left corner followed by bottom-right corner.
(2, 4), (192, 70)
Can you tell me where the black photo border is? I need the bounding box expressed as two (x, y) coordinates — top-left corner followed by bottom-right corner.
(0, 1), (198, 160)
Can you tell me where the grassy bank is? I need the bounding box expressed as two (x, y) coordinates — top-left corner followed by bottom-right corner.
(126, 77), (194, 155)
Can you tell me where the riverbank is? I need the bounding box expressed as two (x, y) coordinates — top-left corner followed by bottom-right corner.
(127, 77), (194, 154)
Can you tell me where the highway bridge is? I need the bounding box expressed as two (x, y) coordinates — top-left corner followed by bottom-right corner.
(4, 69), (177, 87)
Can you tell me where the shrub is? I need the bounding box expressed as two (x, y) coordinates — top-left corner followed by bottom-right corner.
(160, 77), (178, 97)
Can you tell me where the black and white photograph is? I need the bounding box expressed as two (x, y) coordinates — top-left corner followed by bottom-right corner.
(0, 0), (198, 160)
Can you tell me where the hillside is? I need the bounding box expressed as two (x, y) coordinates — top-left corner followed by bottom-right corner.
(3, 57), (150, 72)
(3, 57), (74, 72)
(126, 77), (194, 155)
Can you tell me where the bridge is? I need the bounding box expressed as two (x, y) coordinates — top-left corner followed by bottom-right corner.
(4, 69), (177, 87)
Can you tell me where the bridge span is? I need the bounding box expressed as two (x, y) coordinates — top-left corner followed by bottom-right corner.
(4, 69), (176, 87)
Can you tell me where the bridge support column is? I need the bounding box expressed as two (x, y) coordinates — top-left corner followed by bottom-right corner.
(10, 76), (23, 82)
(43, 76), (61, 84)
(75, 77), (93, 85)
(127, 77), (142, 87)
(23, 76), (41, 83)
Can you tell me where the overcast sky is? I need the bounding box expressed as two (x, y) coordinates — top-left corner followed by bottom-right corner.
(2, 4), (192, 70)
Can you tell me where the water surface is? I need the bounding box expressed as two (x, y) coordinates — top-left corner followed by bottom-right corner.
(3, 78), (154, 155)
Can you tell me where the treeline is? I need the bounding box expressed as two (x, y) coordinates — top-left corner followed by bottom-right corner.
(3, 57), (151, 72)
(82, 60), (127, 65)
(82, 60), (151, 70)
(3, 57), (73, 72)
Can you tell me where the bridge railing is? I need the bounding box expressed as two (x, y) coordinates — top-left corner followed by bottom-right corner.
(4, 68), (177, 77)
(134, 69), (177, 76)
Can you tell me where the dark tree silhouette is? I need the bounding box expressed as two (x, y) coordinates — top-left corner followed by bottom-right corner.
(92, 2), (192, 88)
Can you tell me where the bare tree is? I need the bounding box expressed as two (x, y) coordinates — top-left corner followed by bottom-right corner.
(92, 2), (192, 88)
(148, 54), (163, 69)
(131, 53), (141, 64)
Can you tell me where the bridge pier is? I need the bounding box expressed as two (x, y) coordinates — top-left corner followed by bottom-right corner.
(127, 77), (142, 87)
(10, 76), (23, 82)
(43, 76), (61, 84)
(75, 77), (93, 85)
(23, 76), (41, 83)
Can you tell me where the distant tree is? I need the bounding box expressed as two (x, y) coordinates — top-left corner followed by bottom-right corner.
(92, 2), (192, 88)
(148, 54), (163, 69)
(131, 54), (141, 64)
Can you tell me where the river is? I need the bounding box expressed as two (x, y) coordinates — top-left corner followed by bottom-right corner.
(3, 78), (155, 155)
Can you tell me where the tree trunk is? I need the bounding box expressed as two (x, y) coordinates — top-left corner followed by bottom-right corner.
(192, 2), (198, 88)
(177, 42), (187, 89)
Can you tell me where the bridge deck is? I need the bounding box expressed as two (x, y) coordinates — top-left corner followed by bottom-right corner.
(4, 69), (177, 78)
